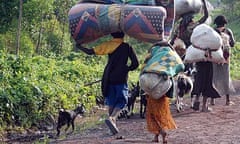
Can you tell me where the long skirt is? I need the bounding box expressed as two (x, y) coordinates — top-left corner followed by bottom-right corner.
(191, 61), (221, 98)
(146, 95), (177, 135)
(212, 63), (235, 96)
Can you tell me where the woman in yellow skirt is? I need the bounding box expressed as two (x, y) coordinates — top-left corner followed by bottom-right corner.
(146, 94), (177, 143)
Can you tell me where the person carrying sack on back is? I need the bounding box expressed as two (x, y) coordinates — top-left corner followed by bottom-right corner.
(76, 31), (139, 135)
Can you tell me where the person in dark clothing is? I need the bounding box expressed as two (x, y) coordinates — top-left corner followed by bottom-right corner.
(76, 31), (139, 135)
(191, 61), (221, 112)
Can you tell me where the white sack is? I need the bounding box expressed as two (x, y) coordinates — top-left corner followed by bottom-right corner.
(139, 73), (172, 99)
(184, 45), (225, 63)
(191, 24), (223, 50)
(175, 0), (202, 16)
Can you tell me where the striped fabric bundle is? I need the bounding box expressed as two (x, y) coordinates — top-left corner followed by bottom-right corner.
(69, 3), (121, 44)
(68, 0), (175, 44)
(141, 46), (184, 77)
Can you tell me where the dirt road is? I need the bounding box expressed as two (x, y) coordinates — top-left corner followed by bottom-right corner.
(49, 81), (240, 144)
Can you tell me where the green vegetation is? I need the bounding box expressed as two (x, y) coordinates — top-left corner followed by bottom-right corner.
(0, 0), (239, 132)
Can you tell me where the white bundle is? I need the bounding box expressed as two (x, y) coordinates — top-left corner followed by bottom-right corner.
(184, 45), (225, 63)
(175, 0), (202, 17)
(191, 24), (223, 50)
(139, 73), (172, 99)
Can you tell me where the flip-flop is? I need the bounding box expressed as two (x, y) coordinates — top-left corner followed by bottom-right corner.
(105, 118), (119, 135)
(226, 101), (235, 106)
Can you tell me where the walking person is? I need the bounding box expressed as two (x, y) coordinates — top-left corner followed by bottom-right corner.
(76, 31), (139, 135)
(171, 0), (209, 74)
(211, 15), (236, 106)
(146, 94), (176, 143)
(140, 42), (180, 143)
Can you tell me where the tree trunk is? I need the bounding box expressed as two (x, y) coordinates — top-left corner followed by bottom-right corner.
(16, 0), (23, 56)
(36, 15), (43, 55)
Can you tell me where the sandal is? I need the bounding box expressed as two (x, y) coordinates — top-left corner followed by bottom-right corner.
(226, 101), (235, 106)
(192, 101), (200, 111)
(201, 107), (213, 112)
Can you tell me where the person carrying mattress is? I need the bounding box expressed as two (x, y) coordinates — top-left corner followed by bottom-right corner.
(76, 31), (139, 135)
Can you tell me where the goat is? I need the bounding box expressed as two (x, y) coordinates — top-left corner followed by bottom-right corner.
(118, 82), (140, 119)
(56, 104), (86, 136)
(174, 72), (193, 112)
(127, 82), (140, 116)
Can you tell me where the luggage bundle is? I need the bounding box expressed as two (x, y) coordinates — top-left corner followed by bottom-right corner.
(175, 0), (202, 17)
(140, 45), (185, 99)
(184, 24), (225, 63)
(68, 0), (175, 44)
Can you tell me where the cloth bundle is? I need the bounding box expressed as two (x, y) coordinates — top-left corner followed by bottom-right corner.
(184, 24), (225, 63)
(78, 0), (155, 5)
(68, 0), (175, 44)
(175, 0), (202, 17)
(139, 73), (172, 99)
(140, 45), (184, 99)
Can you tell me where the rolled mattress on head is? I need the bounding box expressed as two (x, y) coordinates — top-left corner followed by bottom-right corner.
(78, 0), (155, 5)
(68, 3), (167, 44)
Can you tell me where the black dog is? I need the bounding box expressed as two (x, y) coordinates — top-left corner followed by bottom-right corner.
(56, 104), (86, 136)
(140, 89), (147, 118)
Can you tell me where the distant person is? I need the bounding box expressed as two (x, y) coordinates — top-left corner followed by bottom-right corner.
(211, 15), (236, 106)
(76, 31), (139, 135)
(171, 0), (209, 74)
(171, 0), (209, 48)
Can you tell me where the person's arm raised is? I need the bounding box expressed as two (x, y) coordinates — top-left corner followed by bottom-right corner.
(76, 44), (95, 55)
(198, 0), (209, 24)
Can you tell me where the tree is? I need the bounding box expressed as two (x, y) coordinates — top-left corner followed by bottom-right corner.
(16, 0), (23, 55)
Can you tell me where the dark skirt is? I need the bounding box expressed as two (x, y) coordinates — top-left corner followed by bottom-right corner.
(191, 61), (221, 98)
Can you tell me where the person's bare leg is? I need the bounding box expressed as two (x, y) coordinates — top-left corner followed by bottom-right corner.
(160, 129), (167, 144)
(210, 98), (215, 105)
(226, 94), (234, 105)
(193, 95), (200, 111)
(108, 107), (114, 116)
(152, 134), (159, 142)
(202, 96), (212, 112)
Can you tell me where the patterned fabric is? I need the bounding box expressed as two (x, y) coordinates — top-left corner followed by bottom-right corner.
(125, 0), (155, 5)
(141, 45), (184, 77)
(121, 5), (166, 43)
(68, 3), (121, 44)
(78, 0), (124, 4)
(155, 0), (175, 40)
(69, 0), (175, 44)
(79, 0), (155, 5)
(146, 95), (177, 134)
